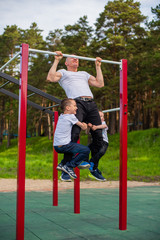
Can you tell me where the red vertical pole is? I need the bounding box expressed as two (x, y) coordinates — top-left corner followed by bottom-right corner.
(16, 43), (29, 240)
(74, 139), (80, 213)
(53, 111), (59, 206)
(119, 59), (128, 230)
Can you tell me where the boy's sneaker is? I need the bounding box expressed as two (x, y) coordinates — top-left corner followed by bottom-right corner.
(89, 168), (106, 181)
(89, 162), (94, 171)
(56, 162), (63, 171)
(78, 161), (90, 169)
(60, 172), (72, 182)
(62, 165), (77, 179)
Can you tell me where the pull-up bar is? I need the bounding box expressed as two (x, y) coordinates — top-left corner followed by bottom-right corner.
(103, 107), (120, 113)
(29, 48), (121, 66)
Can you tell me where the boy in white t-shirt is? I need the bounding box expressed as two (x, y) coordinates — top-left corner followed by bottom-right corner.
(88, 111), (109, 181)
(54, 98), (90, 179)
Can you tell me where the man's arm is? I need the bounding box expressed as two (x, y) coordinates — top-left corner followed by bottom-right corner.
(46, 51), (63, 82)
(88, 57), (104, 88)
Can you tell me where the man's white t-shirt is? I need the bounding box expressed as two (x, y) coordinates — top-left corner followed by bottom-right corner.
(57, 69), (93, 99)
(102, 121), (109, 143)
(54, 114), (78, 146)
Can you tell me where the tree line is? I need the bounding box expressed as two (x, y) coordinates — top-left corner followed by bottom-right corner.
(0, 0), (159, 146)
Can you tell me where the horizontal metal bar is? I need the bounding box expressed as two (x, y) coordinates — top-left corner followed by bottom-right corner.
(0, 51), (21, 71)
(102, 107), (120, 113)
(0, 88), (54, 115)
(0, 71), (61, 104)
(29, 48), (121, 65)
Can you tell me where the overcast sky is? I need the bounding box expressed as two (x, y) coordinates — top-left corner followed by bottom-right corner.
(0, 0), (158, 39)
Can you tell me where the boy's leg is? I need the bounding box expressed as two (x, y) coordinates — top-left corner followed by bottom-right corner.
(66, 143), (90, 168)
(86, 101), (103, 163)
(89, 142), (108, 181)
(55, 142), (90, 171)
(89, 142), (108, 170)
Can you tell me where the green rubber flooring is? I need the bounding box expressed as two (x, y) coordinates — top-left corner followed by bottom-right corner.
(0, 186), (160, 240)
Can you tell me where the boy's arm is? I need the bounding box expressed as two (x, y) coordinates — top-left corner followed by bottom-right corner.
(92, 124), (107, 131)
(76, 121), (87, 131)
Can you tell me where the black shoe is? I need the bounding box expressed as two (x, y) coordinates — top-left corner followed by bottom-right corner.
(56, 162), (63, 171)
(62, 165), (77, 179)
(89, 168), (106, 181)
(60, 172), (72, 182)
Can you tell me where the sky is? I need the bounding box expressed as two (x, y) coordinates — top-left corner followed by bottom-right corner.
(0, 0), (158, 39)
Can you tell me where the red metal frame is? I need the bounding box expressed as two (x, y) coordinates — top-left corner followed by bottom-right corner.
(53, 111), (59, 206)
(16, 44), (29, 240)
(74, 139), (80, 213)
(119, 59), (128, 230)
(15, 43), (128, 238)
(74, 167), (80, 213)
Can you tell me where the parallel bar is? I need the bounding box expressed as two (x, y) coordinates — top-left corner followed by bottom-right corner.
(0, 88), (54, 115)
(53, 111), (59, 206)
(0, 71), (61, 104)
(102, 107), (120, 113)
(29, 48), (121, 65)
(119, 59), (128, 230)
(0, 51), (21, 71)
(16, 44), (28, 240)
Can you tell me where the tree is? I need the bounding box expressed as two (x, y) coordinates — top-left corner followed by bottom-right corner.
(0, 25), (22, 146)
(93, 0), (147, 133)
(143, 4), (160, 128)
(61, 16), (93, 56)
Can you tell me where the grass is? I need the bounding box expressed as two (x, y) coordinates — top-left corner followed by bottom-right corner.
(0, 128), (160, 182)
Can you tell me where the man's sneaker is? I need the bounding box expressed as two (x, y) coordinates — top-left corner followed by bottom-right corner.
(60, 172), (72, 182)
(62, 165), (77, 179)
(89, 168), (106, 181)
(78, 161), (90, 169)
(56, 162), (63, 171)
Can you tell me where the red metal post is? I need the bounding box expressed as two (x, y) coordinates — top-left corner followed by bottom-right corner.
(74, 139), (80, 213)
(16, 43), (29, 240)
(119, 59), (128, 230)
(53, 111), (59, 206)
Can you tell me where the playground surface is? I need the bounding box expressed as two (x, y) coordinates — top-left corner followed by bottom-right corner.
(0, 180), (160, 240)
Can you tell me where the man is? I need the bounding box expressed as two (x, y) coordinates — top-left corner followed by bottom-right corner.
(47, 51), (105, 180)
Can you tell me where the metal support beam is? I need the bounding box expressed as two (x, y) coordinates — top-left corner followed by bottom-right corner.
(0, 51), (21, 71)
(0, 81), (10, 89)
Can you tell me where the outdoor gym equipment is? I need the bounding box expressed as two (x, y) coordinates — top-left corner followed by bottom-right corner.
(0, 43), (127, 240)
